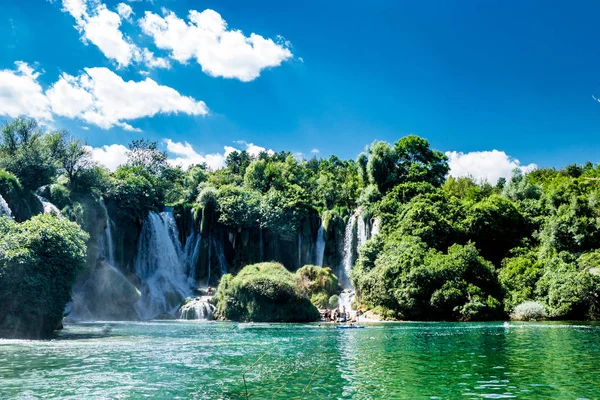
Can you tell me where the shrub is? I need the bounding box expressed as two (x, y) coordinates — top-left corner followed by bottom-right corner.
(328, 295), (340, 309)
(214, 262), (319, 322)
(0, 214), (88, 338)
(511, 301), (545, 321)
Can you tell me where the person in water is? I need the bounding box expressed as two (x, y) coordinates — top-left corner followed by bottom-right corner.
(207, 286), (213, 295)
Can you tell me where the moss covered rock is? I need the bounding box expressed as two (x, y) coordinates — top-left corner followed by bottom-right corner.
(296, 265), (341, 308)
(214, 262), (319, 322)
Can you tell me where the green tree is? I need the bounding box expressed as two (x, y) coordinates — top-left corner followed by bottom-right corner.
(0, 214), (88, 338)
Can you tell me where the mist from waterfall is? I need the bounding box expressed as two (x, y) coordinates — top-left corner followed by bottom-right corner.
(134, 210), (190, 319)
(314, 223), (325, 267)
(0, 194), (12, 218)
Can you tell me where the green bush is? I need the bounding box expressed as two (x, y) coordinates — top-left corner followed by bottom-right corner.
(0, 214), (88, 338)
(213, 262), (319, 322)
(296, 265), (341, 299)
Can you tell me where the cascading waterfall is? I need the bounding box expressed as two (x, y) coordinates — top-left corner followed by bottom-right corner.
(314, 223), (325, 267)
(371, 217), (381, 237)
(340, 215), (356, 288)
(35, 194), (60, 215)
(98, 215), (116, 267)
(212, 236), (228, 276)
(183, 229), (201, 286)
(178, 296), (215, 320)
(357, 214), (369, 249)
(0, 194), (13, 218)
(134, 209), (190, 320)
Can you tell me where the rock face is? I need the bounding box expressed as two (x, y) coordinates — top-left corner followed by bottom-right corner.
(67, 261), (141, 321)
(177, 296), (215, 320)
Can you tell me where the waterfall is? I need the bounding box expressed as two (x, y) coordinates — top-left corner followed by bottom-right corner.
(98, 212), (116, 267)
(177, 296), (215, 320)
(314, 223), (325, 267)
(357, 214), (369, 249)
(183, 229), (201, 286)
(371, 217), (381, 237)
(134, 209), (190, 319)
(0, 194), (12, 218)
(340, 215), (356, 288)
(212, 236), (228, 276)
(35, 194), (60, 215)
(339, 290), (356, 313)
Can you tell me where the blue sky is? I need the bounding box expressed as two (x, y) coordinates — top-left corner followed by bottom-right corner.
(1, 0), (600, 181)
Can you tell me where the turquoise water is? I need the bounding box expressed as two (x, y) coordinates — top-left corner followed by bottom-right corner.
(1, 321), (599, 399)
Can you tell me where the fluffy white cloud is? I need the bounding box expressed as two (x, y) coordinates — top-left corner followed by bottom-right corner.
(85, 143), (129, 171)
(0, 62), (52, 120)
(165, 139), (227, 170)
(165, 140), (273, 170)
(0, 62), (207, 131)
(446, 150), (537, 184)
(139, 9), (293, 81)
(61, 0), (169, 69)
(310, 148), (319, 154)
(116, 3), (133, 21)
(46, 67), (208, 130)
(63, 0), (138, 67)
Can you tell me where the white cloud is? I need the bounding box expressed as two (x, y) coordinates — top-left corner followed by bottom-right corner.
(310, 148), (319, 154)
(116, 3), (133, 21)
(85, 144), (129, 171)
(139, 9), (293, 81)
(63, 0), (138, 67)
(165, 139), (227, 170)
(61, 0), (169, 69)
(0, 62), (208, 131)
(234, 140), (274, 157)
(446, 150), (538, 184)
(0, 62), (52, 120)
(46, 67), (208, 130)
(165, 140), (274, 170)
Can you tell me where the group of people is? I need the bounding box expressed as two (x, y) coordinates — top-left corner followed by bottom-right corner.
(322, 306), (360, 323)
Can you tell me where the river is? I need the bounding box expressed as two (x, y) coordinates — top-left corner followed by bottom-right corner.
(1, 321), (599, 399)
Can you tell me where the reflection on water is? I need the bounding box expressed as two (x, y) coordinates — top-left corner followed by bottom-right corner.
(1, 321), (599, 399)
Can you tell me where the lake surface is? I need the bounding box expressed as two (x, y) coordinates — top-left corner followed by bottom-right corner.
(1, 321), (599, 399)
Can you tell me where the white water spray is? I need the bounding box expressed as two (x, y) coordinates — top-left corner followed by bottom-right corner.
(0, 194), (12, 218)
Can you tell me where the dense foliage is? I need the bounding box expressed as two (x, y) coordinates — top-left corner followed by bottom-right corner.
(213, 262), (320, 322)
(2, 116), (600, 325)
(0, 215), (88, 338)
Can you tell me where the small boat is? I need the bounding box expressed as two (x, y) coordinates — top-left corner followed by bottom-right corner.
(336, 325), (365, 329)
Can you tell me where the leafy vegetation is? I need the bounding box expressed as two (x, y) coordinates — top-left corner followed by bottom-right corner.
(0, 214), (88, 338)
(2, 116), (600, 327)
(213, 263), (320, 322)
